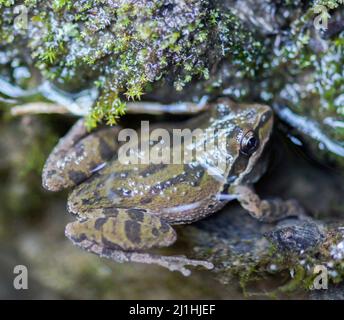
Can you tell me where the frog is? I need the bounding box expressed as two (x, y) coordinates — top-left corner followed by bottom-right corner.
(42, 98), (305, 276)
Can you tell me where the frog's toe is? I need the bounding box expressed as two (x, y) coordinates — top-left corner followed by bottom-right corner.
(109, 252), (214, 277)
(143, 255), (214, 276)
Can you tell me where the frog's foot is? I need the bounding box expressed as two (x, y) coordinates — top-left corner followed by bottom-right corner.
(234, 185), (307, 223)
(70, 241), (213, 276)
(65, 210), (213, 276)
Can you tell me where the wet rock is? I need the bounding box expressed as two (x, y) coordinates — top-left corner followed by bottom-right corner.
(268, 4), (344, 169)
(266, 219), (325, 253)
(178, 135), (344, 296)
(221, 0), (307, 35)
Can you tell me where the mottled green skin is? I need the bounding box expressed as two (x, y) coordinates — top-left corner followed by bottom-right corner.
(43, 99), (283, 274)
(66, 208), (177, 251)
(67, 101), (273, 223)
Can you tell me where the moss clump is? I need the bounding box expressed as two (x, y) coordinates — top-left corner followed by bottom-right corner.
(256, 2), (344, 168)
(314, 0), (344, 9)
(0, 0), (262, 128)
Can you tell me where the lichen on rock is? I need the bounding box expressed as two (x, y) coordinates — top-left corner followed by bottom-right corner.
(1, 0), (263, 128)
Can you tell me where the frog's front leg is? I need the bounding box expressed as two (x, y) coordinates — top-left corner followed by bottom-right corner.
(65, 208), (214, 276)
(233, 185), (306, 223)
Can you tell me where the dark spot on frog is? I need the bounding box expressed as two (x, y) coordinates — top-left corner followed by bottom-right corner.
(81, 198), (95, 206)
(99, 138), (113, 160)
(102, 207), (119, 217)
(152, 228), (159, 237)
(101, 237), (123, 251)
(140, 197), (152, 205)
(70, 232), (88, 244)
(69, 170), (88, 185)
(94, 217), (108, 230)
(74, 143), (84, 158)
(149, 164), (204, 194)
(125, 220), (141, 244)
(45, 169), (57, 179)
(160, 221), (170, 234)
(81, 199), (91, 206)
(127, 209), (145, 222)
(127, 208), (147, 213)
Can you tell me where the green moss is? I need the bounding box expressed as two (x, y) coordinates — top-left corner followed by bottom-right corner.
(1, 1), (263, 129)
(255, 2), (344, 168)
(315, 0), (344, 9)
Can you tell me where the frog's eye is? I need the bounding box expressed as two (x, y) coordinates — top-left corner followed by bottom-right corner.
(240, 131), (259, 156)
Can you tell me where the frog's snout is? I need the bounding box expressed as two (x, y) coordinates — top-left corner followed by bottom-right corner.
(42, 168), (62, 192)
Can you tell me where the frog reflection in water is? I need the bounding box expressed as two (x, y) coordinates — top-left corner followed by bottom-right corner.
(42, 99), (304, 275)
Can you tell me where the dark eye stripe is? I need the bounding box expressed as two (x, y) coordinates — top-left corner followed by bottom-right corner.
(221, 153), (249, 195)
(221, 109), (272, 194)
(258, 109), (273, 128)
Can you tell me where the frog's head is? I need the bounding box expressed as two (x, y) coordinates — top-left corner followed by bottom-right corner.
(207, 99), (273, 184)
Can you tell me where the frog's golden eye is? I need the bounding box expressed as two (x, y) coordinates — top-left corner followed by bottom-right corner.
(240, 131), (259, 156)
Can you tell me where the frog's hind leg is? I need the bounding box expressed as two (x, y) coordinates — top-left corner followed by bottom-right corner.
(233, 185), (307, 223)
(65, 208), (213, 276)
(43, 119), (122, 192)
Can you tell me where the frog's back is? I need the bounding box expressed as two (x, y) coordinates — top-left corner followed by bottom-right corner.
(68, 159), (225, 224)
